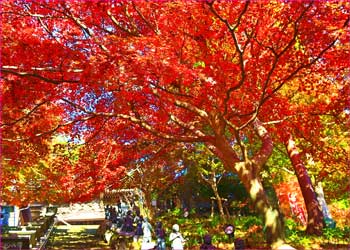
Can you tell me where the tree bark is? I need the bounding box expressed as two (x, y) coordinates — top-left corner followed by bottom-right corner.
(242, 172), (286, 247)
(285, 134), (324, 235)
(142, 189), (155, 220)
(211, 181), (225, 218)
(200, 172), (225, 218)
(217, 152), (286, 247)
(208, 120), (286, 248)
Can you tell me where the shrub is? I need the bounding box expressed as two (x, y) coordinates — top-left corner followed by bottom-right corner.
(241, 216), (263, 230)
(210, 215), (221, 228)
(171, 207), (182, 217)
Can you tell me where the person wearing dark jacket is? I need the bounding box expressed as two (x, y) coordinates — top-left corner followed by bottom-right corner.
(155, 221), (166, 250)
(200, 234), (217, 250)
(121, 210), (134, 233)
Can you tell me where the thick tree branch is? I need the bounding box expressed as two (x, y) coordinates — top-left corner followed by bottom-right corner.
(285, 133), (324, 234)
(170, 114), (206, 138)
(151, 85), (208, 119)
(252, 119), (273, 170)
(1, 68), (79, 84)
(1, 100), (49, 127)
(107, 9), (139, 37)
(2, 65), (83, 73)
(174, 100), (209, 119)
(61, 98), (208, 143)
(236, 129), (248, 162)
(117, 113), (207, 142)
(2, 117), (92, 142)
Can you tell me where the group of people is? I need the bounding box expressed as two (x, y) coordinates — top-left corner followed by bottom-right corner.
(104, 206), (167, 249)
(104, 205), (224, 250)
(120, 209), (184, 250)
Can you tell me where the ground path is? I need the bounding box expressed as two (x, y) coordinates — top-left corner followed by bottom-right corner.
(45, 202), (110, 249)
(46, 224), (110, 250)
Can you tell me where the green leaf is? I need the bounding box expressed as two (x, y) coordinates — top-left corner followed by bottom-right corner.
(193, 61), (205, 68)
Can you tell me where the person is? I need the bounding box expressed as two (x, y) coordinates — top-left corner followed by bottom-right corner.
(96, 219), (111, 240)
(155, 221), (166, 250)
(234, 238), (245, 250)
(116, 199), (122, 214)
(134, 215), (144, 242)
(104, 205), (111, 220)
(169, 224), (185, 250)
(121, 210), (134, 233)
(110, 207), (117, 223)
(140, 217), (155, 250)
(200, 234), (217, 250)
(142, 217), (153, 243)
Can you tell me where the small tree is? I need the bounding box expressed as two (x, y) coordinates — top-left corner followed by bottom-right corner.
(184, 144), (227, 218)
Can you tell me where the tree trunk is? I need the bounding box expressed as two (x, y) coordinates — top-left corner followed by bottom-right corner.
(208, 120), (286, 248)
(142, 190), (154, 220)
(211, 182), (225, 218)
(242, 173), (285, 247)
(200, 171), (226, 218)
(285, 134), (324, 235)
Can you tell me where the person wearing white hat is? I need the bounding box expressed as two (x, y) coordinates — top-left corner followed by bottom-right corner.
(142, 217), (153, 243)
(169, 224), (185, 250)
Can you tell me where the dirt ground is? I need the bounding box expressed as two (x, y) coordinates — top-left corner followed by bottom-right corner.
(46, 224), (111, 250)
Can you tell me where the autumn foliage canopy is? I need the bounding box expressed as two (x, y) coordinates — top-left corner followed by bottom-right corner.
(1, 1), (349, 210)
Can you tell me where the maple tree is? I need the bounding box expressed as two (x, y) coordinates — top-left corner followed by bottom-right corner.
(183, 144), (228, 218)
(1, 1), (349, 247)
(298, 114), (350, 201)
(119, 142), (185, 218)
(285, 111), (350, 232)
(285, 134), (324, 234)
